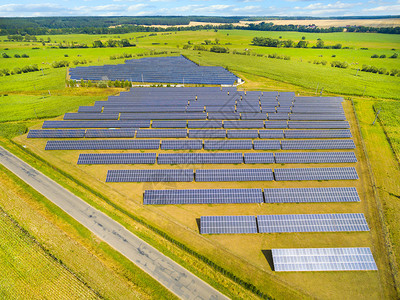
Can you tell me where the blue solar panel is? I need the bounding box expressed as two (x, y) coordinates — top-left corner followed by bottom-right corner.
(188, 121), (223, 128)
(78, 106), (103, 113)
(226, 130), (259, 139)
(275, 152), (357, 163)
(265, 121), (287, 129)
(204, 140), (253, 150)
(240, 113), (267, 120)
(288, 121), (350, 129)
(64, 113), (119, 120)
(284, 130), (352, 139)
(281, 140), (356, 150)
(263, 187), (361, 203)
(289, 114), (346, 121)
(45, 140), (160, 150)
(223, 121), (264, 129)
(259, 130), (284, 139)
(27, 129), (85, 138)
(143, 188), (263, 205)
(85, 129), (136, 138)
(196, 169), (274, 182)
(158, 153), (243, 164)
(274, 167), (359, 181)
(106, 169), (194, 182)
(161, 140), (203, 150)
(208, 112), (240, 120)
(188, 130), (226, 138)
(121, 112), (206, 120)
(244, 153), (275, 164)
(253, 140), (281, 150)
(200, 215), (258, 234)
(42, 120), (150, 128)
(77, 153), (156, 164)
(152, 121), (187, 128)
(136, 129), (187, 138)
(268, 113), (288, 120)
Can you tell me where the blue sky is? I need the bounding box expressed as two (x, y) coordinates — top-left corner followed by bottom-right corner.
(0, 0), (399, 17)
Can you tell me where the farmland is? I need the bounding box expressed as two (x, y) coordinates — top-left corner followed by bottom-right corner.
(1, 28), (400, 299)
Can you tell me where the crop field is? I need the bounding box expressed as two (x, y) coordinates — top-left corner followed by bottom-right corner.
(1, 28), (400, 299)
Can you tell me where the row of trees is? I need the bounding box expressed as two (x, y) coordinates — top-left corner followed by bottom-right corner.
(361, 65), (400, 76)
(252, 37), (309, 48)
(2, 53), (29, 58)
(92, 39), (134, 48)
(0, 64), (39, 76)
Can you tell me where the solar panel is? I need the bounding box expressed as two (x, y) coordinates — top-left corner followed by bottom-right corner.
(240, 113), (267, 120)
(200, 215), (258, 234)
(136, 129), (187, 138)
(158, 153), (243, 164)
(143, 188), (264, 205)
(78, 106), (103, 113)
(274, 167), (359, 181)
(208, 112), (240, 120)
(188, 130), (226, 138)
(263, 187), (361, 203)
(45, 140), (160, 150)
(257, 213), (369, 233)
(106, 169), (194, 182)
(253, 140), (281, 150)
(259, 130), (284, 139)
(187, 121), (223, 128)
(275, 152), (357, 163)
(161, 140), (203, 150)
(272, 247), (378, 271)
(288, 121), (350, 129)
(85, 129), (136, 138)
(223, 121), (264, 129)
(27, 129), (85, 138)
(77, 153), (156, 164)
(281, 140), (356, 150)
(42, 120), (150, 128)
(63, 113), (119, 120)
(289, 114), (346, 121)
(196, 169), (274, 182)
(120, 112), (206, 120)
(152, 121), (187, 128)
(204, 140), (253, 150)
(284, 130), (352, 139)
(244, 153), (275, 164)
(226, 130), (259, 139)
(265, 121), (287, 129)
(268, 113), (288, 120)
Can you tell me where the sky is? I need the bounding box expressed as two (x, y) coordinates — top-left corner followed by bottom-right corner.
(0, 0), (399, 17)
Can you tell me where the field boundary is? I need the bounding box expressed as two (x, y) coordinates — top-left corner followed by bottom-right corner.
(351, 98), (400, 296)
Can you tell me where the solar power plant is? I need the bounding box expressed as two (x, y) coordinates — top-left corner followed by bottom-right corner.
(196, 169), (274, 182)
(102, 106), (187, 113)
(208, 113), (240, 120)
(276, 107), (292, 113)
(120, 112), (207, 120)
(188, 130), (227, 138)
(288, 121), (350, 129)
(281, 140), (356, 150)
(106, 169), (194, 182)
(236, 106), (261, 113)
(284, 129), (352, 139)
(63, 113), (119, 120)
(259, 130), (285, 139)
(257, 213), (369, 233)
(253, 140), (281, 150)
(274, 167), (359, 181)
(186, 106), (205, 112)
(27, 129), (85, 138)
(200, 215), (258, 234)
(263, 187), (361, 203)
(260, 107), (277, 113)
(158, 153), (243, 164)
(294, 96), (343, 102)
(143, 188), (264, 205)
(265, 121), (288, 129)
(272, 247), (378, 272)
(291, 107), (344, 114)
(227, 130), (259, 139)
(204, 140), (253, 150)
(268, 113), (289, 120)
(85, 129), (136, 138)
(275, 152), (357, 164)
(78, 106), (103, 113)
(136, 129), (188, 138)
(42, 120), (150, 128)
(205, 106), (236, 113)
(161, 140), (203, 150)
(151, 120), (187, 128)
(187, 121), (223, 128)
(45, 140), (160, 150)
(77, 153), (157, 164)
(244, 153), (275, 164)
(223, 121), (264, 129)
(289, 114), (347, 121)
(240, 113), (267, 120)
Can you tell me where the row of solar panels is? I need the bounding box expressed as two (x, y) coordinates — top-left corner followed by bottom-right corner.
(42, 120), (351, 129)
(105, 167), (359, 182)
(44, 139), (356, 150)
(77, 152), (357, 165)
(29, 129), (352, 139)
(143, 187), (360, 205)
(199, 213), (369, 234)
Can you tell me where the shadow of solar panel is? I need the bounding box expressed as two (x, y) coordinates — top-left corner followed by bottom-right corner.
(85, 129), (136, 138)
(45, 140), (160, 150)
(196, 169), (274, 182)
(106, 169), (193, 182)
(42, 120), (150, 128)
(284, 129), (352, 139)
(188, 130), (226, 138)
(226, 130), (259, 139)
(240, 113), (267, 120)
(64, 113), (119, 120)
(143, 188), (263, 205)
(136, 129), (187, 138)
(244, 153), (274, 164)
(200, 215), (258, 234)
(275, 152), (357, 163)
(223, 121), (264, 129)
(152, 121), (187, 128)
(288, 121), (350, 129)
(274, 167), (359, 181)
(257, 213), (369, 233)
(281, 140), (356, 150)
(187, 121), (222, 128)
(253, 140), (281, 150)
(272, 247), (378, 271)
(259, 130), (284, 139)
(204, 140), (253, 150)
(263, 187), (360, 203)
(158, 153), (243, 164)
(77, 153), (156, 164)
(161, 140), (203, 150)
(27, 129), (85, 138)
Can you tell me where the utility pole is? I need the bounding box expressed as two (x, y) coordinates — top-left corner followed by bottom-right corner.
(372, 109), (381, 125)
(315, 83), (319, 95)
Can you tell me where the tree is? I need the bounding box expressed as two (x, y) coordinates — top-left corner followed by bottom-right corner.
(316, 39), (325, 48)
(301, 36), (306, 40)
(296, 40), (308, 48)
(92, 40), (104, 48)
(215, 38), (219, 44)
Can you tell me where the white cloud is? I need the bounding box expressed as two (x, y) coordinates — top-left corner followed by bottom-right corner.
(362, 4), (400, 12)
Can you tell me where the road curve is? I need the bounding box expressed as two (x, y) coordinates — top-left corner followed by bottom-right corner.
(0, 146), (229, 300)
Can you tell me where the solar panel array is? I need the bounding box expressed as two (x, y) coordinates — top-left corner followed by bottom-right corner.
(27, 129), (85, 138)
(158, 153), (243, 164)
(106, 169), (194, 182)
(274, 167), (359, 181)
(77, 153), (156, 164)
(200, 215), (258, 234)
(85, 129), (136, 138)
(244, 153), (275, 164)
(161, 140), (203, 150)
(275, 152), (357, 164)
(45, 140), (160, 150)
(42, 120), (150, 128)
(136, 129), (187, 138)
(281, 140), (356, 150)
(196, 169), (274, 182)
(272, 248), (378, 271)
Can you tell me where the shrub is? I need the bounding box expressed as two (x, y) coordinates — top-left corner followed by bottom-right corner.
(378, 68), (387, 74)
(389, 53), (398, 58)
(283, 55), (291, 60)
(21, 53), (29, 58)
(360, 47), (368, 50)
(210, 46), (229, 53)
(379, 54), (386, 58)
(390, 69), (399, 76)
(52, 60), (69, 68)
(331, 54), (336, 57)
(332, 43), (342, 49)
(2, 53), (10, 58)
(330, 61), (348, 68)
(64, 54), (69, 57)
(14, 54), (20, 58)
(321, 60), (327, 65)
(371, 54), (379, 58)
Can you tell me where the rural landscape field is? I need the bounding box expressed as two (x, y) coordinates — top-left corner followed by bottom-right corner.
(0, 14), (400, 300)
